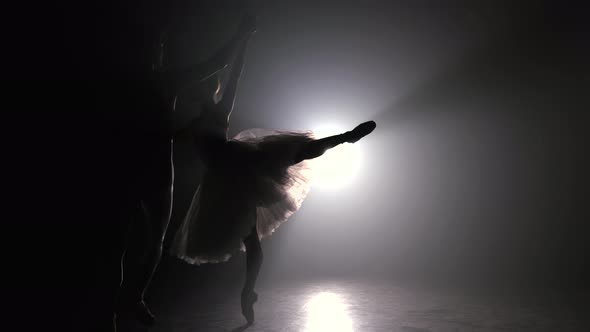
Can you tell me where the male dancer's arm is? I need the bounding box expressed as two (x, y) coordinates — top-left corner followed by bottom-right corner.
(170, 15), (256, 139)
(164, 15), (257, 95)
(216, 29), (253, 120)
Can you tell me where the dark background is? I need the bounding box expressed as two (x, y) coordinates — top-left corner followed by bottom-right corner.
(12, 0), (588, 329)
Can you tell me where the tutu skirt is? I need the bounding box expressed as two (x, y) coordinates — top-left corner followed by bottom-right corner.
(170, 128), (314, 264)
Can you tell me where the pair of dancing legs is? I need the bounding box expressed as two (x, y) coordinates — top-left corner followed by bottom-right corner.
(239, 120), (376, 324)
(116, 16), (258, 329)
(118, 149), (173, 326)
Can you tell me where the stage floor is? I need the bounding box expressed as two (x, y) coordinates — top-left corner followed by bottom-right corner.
(143, 278), (588, 332)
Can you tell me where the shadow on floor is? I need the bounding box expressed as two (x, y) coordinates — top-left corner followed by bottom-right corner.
(229, 323), (252, 332)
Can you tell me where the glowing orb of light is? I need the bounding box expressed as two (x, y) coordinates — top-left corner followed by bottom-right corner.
(303, 292), (354, 332)
(310, 124), (362, 188)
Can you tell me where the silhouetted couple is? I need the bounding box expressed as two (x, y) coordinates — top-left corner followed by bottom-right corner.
(112, 14), (376, 330)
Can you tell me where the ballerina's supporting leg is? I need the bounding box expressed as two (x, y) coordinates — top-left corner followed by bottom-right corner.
(242, 225), (262, 324)
(293, 120), (377, 164)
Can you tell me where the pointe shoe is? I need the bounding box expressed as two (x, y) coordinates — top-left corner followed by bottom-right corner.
(241, 290), (258, 324)
(346, 120), (376, 143)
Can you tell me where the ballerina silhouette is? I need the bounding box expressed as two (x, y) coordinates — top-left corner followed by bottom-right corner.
(169, 15), (376, 325)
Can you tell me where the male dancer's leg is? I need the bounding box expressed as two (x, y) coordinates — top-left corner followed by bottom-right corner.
(119, 141), (174, 325)
(80, 194), (132, 332)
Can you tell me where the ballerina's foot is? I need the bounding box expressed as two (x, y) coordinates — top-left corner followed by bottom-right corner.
(346, 120), (377, 143)
(241, 290), (258, 324)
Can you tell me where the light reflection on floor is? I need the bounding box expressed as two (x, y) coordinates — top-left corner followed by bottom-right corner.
(148, 279), (589, 332)
(303, 292), (353, 332)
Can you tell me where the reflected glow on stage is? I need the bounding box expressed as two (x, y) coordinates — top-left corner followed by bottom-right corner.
(303, 292), (354, 332)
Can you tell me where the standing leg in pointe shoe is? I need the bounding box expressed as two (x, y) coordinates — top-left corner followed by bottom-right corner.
(242, 223), (262, 325)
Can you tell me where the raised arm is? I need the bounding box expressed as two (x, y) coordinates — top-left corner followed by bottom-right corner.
(165, 15), (257, 95)
(216, 31), (252, 119)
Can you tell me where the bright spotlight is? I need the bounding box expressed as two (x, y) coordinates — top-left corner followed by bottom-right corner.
(311, 124), (362, 188)
(303, 292), (354, 332)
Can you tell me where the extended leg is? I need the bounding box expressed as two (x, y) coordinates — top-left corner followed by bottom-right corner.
(293, 121), (377, 163)
(242, 226), (262, 324)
